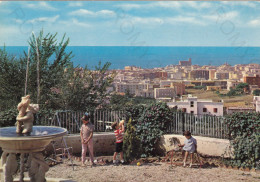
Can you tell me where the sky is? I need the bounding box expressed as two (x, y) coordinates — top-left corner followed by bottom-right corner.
(0, 1), (260, 46)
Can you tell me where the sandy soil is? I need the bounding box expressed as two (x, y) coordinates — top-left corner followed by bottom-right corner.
(46, 159), (260, 182)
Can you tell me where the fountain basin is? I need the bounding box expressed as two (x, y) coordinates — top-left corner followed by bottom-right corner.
(0, 126), (67, 153)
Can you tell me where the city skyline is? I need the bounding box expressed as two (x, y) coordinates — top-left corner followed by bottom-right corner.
(0, 1), (260, 46)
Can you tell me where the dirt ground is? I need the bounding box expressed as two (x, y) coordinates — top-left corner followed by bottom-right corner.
(46, 157), (260, 182)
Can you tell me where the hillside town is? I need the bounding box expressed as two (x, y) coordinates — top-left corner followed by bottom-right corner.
(110, 58), (260, 116)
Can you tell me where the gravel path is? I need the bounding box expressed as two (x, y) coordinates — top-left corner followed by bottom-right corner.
(46, 160), (260, 182)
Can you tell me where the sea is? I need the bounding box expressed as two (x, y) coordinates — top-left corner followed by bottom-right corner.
(1, 46), (260, 69)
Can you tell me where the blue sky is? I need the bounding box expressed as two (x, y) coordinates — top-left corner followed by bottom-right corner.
(0, 1), (260, 46)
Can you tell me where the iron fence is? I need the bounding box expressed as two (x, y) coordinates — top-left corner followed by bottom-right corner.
(36, 110), (125, 134)
(166, 112), (227, 139)
(36, 110), (228, 138)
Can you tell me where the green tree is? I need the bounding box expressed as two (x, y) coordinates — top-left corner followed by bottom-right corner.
(26, 30), (73, 105)
(0, 47), (27, 110)
(47, 62), (116, 111)
(253, 90), (260, 96)
(226, 83), (249, 97)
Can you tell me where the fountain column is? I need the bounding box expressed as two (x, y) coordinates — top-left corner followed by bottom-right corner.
(0, 126), (67, 182)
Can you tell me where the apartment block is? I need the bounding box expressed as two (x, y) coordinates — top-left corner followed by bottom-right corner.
(209, 69), (216, 80)
(215, 72), (229, 80)
(167, 95), (223, 116)
(142, 71), (167, 80)
(189, 70), (209, 80)
(244, 75), (260, 87)
(135, 89), (154, 98)
(154, 88), (176, 99)
(115, 82), (147, 95)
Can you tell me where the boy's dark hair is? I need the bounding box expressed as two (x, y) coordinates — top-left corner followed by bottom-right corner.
(183, 130), (191, 136)
(82, 114), (90, 121)
(111, 121), (118, 130)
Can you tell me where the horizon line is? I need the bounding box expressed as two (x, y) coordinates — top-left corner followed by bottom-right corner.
(2, 45), (260, 48)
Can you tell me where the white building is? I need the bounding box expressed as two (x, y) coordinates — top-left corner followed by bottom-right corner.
(253, 96), (260, 112)
(115, 82), (147, 95)
(167, 95), (223, 116)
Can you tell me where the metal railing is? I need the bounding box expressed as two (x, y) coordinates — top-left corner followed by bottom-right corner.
(36, 110), (125, 134)
(166, 112), (227, 139)
(36, 110), (227, 138)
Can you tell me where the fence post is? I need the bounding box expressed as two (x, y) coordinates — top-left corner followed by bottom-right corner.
(182, 112), (185, 134)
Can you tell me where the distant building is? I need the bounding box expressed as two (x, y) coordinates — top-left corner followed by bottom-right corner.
(229, 72), (241, 80)
(142, 71), (167, 80)
(167, 95), (223, 116)
(115, 82), (147, 95)
(169, 72), (182, 80)
(226, 106), (255, 115)
(253, 96), (260, 112)
(227, 80), (241, 91)
(189, 70), (209, 80)
(124, 66), (141, 71)
(215, 72), (229, 80)
(170, 82), (185, 96)
(179, 58), (192, 66)
(154, 88), (176, 99)
(135, 89), (154, 98)
(190, 80), (214, 87)
(244, 75), (260, 87)
(159, 81), (185, 96)
(206, 86), (221, 91)
(209, 69), (216, 80)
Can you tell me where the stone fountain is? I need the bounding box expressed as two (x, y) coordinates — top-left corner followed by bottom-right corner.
(0, 95), (67, 182)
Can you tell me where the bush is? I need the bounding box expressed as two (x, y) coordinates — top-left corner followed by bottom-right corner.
(124, 105), (145, 125)
(0, 107), (17, 127)
(123, 103), (172, 160)
(136, 102), (172, 158)
(224, 112), (260, 169)
(123, 118), (141, 162)
(253, 90), (260, 96)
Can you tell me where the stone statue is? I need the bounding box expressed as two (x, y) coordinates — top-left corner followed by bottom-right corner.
(16, 95), (31, 133)
(16, 95), (39, 134)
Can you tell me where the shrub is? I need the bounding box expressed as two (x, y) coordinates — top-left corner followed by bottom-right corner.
(224, 112), (260, 169)
(123, 118), (141, 162)
(0, 107), (17, 127)
(124, 105), (145, 125)
(136, 102), (172, 158)
(123, 103), (172, 160)
(253, 89), (260, 96)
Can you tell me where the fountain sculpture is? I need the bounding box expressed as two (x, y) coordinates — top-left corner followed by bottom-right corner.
(0, 95), (67, 182)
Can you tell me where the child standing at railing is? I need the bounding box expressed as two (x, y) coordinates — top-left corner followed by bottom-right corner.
(80, 113), (95, 167)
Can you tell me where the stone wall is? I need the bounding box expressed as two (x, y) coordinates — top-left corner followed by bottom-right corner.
(46, 133), (231, 158)
(158, 134), (232, 157)
(45, 132), (116, 156)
